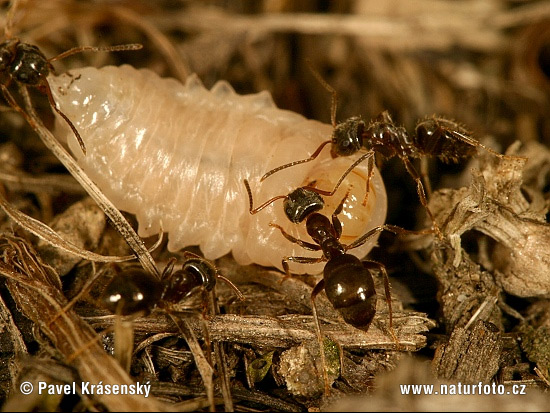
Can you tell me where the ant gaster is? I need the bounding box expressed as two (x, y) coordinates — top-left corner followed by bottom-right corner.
(0, 37), (142, 155)
(101, 252), (243, 316)
(260, 68), (521, 239)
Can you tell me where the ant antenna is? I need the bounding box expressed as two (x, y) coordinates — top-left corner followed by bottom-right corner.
(260, 140), (331, 182)
(261, 60), (340, 183)
(305, 59), (338, 128)
(49, 44), (143, 62)
(244, 179), (287, 214)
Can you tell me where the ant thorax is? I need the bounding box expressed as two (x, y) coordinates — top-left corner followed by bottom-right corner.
(364, 112), (418, 159)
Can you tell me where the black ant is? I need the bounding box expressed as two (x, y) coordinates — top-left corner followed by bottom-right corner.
(245, 181), (429, 392)
(0, 33), (141, 155)
(260, 69), (521, 239)
(101, 251), (244, 316)
(69, 253), (243, 411)
(245, 179), (415, 329)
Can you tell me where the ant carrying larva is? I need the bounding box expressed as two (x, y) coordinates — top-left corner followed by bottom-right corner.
(260, 66), (524, 239)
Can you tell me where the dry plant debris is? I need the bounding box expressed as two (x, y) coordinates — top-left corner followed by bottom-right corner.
(1, 0), (550, 411)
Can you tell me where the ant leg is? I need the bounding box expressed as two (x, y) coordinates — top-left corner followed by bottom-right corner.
(303, 151), (374, 201)
(161, 257), (177, 280)
(345, 224), (434, 251)
(330, 188), (352, 238)
(40, 78), (87, 155)
(419, 156), (433, 197)
(401, 156), (444, 240)
(1, 85), (41, 131)
(281, 255), (324, 280)
(215, 273), (245, 301)
(269, 223), (320, 251)
(362, 260), (400, 348)
(311, 279), (331, 395)
(260, 140), (331, 182)
(448, 128), (525, 161)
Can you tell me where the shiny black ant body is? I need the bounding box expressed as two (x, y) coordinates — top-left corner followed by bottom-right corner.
(97, 253), (242, 410)
(261, 69), (520, 238)
(245, 182), (427, 392)
(101, 252), (243, 316)
(0, 37), (141, 155)
(244, 178), (424, 329)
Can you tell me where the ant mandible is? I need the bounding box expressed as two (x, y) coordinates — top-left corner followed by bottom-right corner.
(101, 251), (244, 316)
(0, 8), (142, 155)
(260, 67), (521, 239)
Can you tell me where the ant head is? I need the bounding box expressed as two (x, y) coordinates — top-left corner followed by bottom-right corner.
(0, 39), (18, 71)
(162, 258), (216, 303)
(331, 116), (364, 157)
(100, 268), (162, 316)
(283, 187), (325, 223)
(10, 42), (50, 85)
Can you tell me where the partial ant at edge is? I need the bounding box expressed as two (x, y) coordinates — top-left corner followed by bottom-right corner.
(0, 2), (142, 154)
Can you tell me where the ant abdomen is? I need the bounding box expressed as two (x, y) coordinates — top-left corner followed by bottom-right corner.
(101, 268), (163, 316)
(414, 117), (478, 162)
(323, 254), (377, 329)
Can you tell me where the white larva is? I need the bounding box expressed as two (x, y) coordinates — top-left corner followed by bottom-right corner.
(49, 65), (387, 273)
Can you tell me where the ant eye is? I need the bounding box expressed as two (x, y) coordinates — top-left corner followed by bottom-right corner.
(338, 135), (356, 156)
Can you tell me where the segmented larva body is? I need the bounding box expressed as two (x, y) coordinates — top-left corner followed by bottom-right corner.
(49, 65), (387, 273)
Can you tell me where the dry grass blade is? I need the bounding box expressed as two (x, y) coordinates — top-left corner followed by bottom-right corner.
(0, 183), (153, 263)
(0, 235), (167, 411)
(166, 313), (215, 412)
